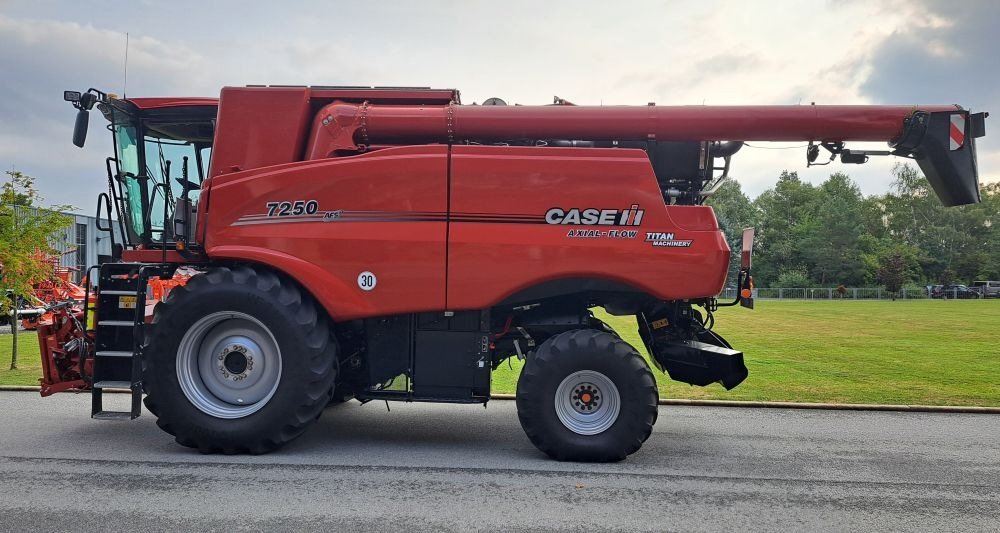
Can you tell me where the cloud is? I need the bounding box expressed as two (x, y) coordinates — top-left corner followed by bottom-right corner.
(0, 14), (213, 207)
(0, 0), (994, 212)
(860, 0), (999, 184)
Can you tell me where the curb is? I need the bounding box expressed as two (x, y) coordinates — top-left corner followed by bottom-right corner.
(486, 394), (1000, 414)
(3, 386), (997, 413)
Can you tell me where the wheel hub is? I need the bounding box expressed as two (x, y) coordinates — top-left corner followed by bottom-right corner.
(219, 344), (255, 380)
(571, 383), (602, 413)
(176, 312), (282, 419)
(554, 370), (621, 436)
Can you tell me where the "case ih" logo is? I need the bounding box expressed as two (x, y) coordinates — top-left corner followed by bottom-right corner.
(545, 204), (644, 226)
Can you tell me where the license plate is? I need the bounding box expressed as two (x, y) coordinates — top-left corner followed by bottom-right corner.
(118, 296), (137, 309)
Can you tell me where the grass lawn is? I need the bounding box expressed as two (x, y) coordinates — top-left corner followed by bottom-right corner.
(492, 300), (1000, 406)
(0, 331), (43, 387)
(3, 300), (998, 405)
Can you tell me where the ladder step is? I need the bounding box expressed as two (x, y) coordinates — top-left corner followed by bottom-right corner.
(93, 380), (134, 389)
(99, 290), (138, 296)
(92, 411), (135, 421)
(98, 320), (134, 327)
(96, 350), (133, 358)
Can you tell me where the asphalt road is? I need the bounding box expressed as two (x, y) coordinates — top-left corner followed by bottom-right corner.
(0, 392), (997, 532)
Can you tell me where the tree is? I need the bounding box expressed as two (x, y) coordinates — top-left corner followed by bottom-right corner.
(877, 250), (907, 300)
(707, 180), (756, 283)
(939, 268), (955, 286)
(726, 163), (996, 290)
(799, 173), (868, 286)
(752, 171), (819, 285)
(773, 269), (812, 288)
(877, 163), (994, 284)
(0, 170), (72, 369)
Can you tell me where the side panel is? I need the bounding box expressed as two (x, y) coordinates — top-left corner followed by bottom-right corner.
(447, 146), (730, 309)
(208, 87), (312, 177)
(204, 146), (448, 320)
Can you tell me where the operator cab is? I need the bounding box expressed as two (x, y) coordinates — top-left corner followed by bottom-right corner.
(65, 89), (217, 251)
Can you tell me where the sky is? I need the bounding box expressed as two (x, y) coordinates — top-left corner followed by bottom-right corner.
(1, 0), (997, 210)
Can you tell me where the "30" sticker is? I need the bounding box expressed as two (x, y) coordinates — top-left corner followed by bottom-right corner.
(357, 271), (377, 291)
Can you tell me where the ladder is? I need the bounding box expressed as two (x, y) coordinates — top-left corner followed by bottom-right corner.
(89, 263), (170, 420)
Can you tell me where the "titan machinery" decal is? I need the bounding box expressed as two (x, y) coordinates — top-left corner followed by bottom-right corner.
(645, 232), (693, 248)
(545, 204), (644, 226)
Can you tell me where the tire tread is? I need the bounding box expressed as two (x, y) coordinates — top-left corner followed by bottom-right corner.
(516, 329), (658, 462)
(143, 264), (337, 454)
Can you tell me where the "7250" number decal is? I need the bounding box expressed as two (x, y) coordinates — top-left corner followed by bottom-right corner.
(266, 200), (320, 217)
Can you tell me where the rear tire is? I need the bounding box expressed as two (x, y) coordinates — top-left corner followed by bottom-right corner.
(143, 265), (337, 454)
(516, 329), (658, 462)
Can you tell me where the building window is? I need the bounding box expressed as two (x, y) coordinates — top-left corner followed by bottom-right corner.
(75, 222), (87, 276)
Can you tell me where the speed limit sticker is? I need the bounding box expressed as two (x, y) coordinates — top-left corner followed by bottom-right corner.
(357, 271), (377, 291)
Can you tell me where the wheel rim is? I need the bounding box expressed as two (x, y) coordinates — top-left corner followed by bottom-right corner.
(554, 370), (621, 435)
(175, 311), (282, 419)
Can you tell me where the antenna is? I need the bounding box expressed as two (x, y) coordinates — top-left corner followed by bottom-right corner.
(123, 32), (129, 97)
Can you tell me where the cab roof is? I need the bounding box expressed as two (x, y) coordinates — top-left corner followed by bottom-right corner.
(125, 97), (219, 110)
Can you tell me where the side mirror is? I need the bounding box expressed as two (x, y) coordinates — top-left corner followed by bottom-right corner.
(73, 108), (89, 148)
(79, 92), (98, 110)
(63, 91), (82, 103)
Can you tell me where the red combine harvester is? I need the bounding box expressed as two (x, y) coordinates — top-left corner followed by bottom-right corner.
(19, 252), (87, 331)
(47, 86), (986, 461)
(0, 252), (84, 330)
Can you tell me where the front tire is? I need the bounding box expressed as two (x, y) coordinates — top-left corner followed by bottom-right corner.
(516, 329), (658, 462)
(143, 265), (337, 454)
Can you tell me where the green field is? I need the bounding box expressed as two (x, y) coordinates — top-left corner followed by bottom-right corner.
(0, 331), (43, 387)
(495, 300), (1000, 406)
(3, 300), (998, 405)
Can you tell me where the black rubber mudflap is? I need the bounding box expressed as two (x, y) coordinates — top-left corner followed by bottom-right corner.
(651, 339), (748, 390)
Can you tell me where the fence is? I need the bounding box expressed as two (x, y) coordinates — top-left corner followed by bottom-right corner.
(718, 287), (950, 300)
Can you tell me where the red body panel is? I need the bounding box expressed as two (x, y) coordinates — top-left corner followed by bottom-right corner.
(209, 87), (314, 176)
(209, 86), (462, 176)
(447, 146), (729, 309)
(203, 144), (729, 319)
(204, 146), (449, 320)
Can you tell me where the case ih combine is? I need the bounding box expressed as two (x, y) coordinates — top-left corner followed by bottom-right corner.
(46, 85), (985, 461)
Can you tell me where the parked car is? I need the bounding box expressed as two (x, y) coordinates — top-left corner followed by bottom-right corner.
(970, 281), (1000, 298)
(933, 284), (982, 299)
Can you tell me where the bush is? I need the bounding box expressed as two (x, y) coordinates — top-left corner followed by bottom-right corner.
(773, 269), (812, 288)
